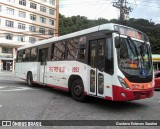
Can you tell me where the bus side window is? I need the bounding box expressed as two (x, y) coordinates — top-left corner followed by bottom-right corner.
(77, 36), (86, 60)
(24, 49), (31, 62)
(52, 42), (65, 61)
(51, 44), (54, 60)
(30, 47), (38, 61)
(78, 44), (86, 59)
(22, 50), (25, 62)
(39, 49), (45, 63)
(66, 39), (79, 60)
(17, 50), (23, 62)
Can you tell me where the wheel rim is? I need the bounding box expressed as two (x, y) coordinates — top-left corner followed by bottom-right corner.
(74, 84), (83, 97)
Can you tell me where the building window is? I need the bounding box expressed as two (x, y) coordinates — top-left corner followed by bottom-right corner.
(19, 0), (26, 6)
(6, 8), (14, 15)
(19, 11), (26, 18)
(40, 17), (46, 23)
(48, 30), (54, 35)
(49, 19), (54, 25)
(17, 35), (25, 42)
(30, 3), (37, 9)
(49, 0), (55, 5)
(2, 47), (13, 54)
(29, 25), (36, 32)
(0, 5), (1, 12)
(18, 23), (25, 30)
(6, 34), (13, 40)
(41, 0), (46, 2)
(39, 28), (45, 34)
(7, 0), (15, 2)
(5, 20), (14, 27)
(40, 6), (46, 13)
(49, 9), (55, 15)
(30, 14), (36, 21)
(29, 37), (36, 43)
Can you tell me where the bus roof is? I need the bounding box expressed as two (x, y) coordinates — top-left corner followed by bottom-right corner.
(18, 23), (146, 50)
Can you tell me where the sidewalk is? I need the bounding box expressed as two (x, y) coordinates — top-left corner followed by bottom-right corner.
(0, 71), (15, 75)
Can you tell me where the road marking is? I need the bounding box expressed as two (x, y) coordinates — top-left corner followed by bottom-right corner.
(0, 86), (37, 92)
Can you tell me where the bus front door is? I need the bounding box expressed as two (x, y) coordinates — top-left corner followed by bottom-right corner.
(89, 39), (106, 97)
(39, 48), (48, 84)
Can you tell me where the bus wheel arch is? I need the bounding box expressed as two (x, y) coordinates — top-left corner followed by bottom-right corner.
(68, 75), (87, 102)
(27, 71), (33, 87)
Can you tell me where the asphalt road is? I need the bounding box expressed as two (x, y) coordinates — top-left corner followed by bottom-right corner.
(0, 72), (160, 129)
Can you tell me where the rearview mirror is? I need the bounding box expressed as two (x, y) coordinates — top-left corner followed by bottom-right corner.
(115, 37), (120, 48)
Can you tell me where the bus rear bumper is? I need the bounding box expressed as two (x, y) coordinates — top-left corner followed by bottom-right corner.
(112, 85), (154, 101)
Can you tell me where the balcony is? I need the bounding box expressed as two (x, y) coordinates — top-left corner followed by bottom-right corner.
(0, 53), (13, 59)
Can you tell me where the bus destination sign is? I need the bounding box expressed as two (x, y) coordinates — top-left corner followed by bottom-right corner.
(114, 25), (148, 41)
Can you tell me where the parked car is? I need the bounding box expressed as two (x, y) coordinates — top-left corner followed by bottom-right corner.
(154, 71), (160, 89)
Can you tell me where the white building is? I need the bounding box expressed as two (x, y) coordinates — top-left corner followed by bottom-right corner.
(0, 0), (59, 71)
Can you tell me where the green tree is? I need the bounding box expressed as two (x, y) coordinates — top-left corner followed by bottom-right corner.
(59, 13), (160, 54)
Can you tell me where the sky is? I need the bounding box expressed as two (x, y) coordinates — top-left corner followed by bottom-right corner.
(59, 0), (160, 24)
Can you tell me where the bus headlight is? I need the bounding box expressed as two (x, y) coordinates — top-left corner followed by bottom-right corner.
(117, 76), (130, 89)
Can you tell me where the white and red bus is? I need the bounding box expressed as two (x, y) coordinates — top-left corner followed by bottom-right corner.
(15, 23), (154, 101)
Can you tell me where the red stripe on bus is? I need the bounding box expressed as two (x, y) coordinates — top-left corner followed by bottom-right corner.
(47, 84), (69, 91)
(47, 84), (87, 95)
(105, 96), (112, 100)
(84, 91), (88, 95)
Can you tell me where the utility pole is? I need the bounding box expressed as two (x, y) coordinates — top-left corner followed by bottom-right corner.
(113, 0), (132, 24)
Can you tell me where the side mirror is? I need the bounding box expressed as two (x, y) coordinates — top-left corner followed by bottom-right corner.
(115, 37), (120, 48)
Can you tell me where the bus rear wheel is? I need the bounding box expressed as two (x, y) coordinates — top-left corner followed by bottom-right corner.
(27, 72), (33, 87)
(71, 79), (86, 102)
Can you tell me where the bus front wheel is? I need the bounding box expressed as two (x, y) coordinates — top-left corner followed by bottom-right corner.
(27, 72), (33, 87)
(71, 79), (86, 102)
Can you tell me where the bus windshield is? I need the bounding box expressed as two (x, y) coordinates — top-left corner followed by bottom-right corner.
(118, 37), (153, 77)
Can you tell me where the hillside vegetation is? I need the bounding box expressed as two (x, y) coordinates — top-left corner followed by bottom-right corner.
(59, 14), (160, 54)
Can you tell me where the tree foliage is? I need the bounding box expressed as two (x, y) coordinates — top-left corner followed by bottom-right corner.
(59, 14), (160, 54)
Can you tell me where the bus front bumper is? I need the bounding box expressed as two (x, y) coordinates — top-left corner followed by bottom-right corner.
(112, 85), (154, 101)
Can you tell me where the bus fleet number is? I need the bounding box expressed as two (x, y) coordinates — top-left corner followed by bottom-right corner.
(72, 67), (79, 72)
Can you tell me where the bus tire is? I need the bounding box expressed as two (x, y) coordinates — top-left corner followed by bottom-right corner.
(71, 79), (86, 102)
(27, 72), (34, 87)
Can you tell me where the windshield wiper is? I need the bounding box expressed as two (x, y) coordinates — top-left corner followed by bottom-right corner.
(126, 36), (139, 57)
(126, 36), (146, 77)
